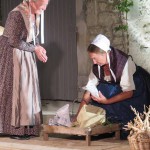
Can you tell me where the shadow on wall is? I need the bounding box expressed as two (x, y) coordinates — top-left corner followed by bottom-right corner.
(37, 42), (63, 99)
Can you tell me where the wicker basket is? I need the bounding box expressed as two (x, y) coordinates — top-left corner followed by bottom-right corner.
(128, 136), (150, 150)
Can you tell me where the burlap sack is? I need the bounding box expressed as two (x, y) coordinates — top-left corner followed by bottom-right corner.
(77, 104), (106, 128)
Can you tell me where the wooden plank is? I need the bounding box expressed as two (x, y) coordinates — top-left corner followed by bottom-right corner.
(43, 124), (120, 136)
(90, 124), (120, 135)
(42, 125), (86, 135)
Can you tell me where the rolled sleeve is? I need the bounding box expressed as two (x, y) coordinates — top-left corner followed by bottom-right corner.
(83, 70), (99, 89)
(120, 57), (136, 91)
(5, 11), (36, 52)
(87, 70), (99, 86)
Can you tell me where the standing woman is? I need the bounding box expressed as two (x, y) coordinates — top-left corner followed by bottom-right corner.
(0, 0), (49, 139)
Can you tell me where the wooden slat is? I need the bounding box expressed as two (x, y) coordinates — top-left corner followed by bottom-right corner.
(90, 124), (120, 135)
(42, 125), (86, 135)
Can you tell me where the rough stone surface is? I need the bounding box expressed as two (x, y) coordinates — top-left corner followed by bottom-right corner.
(128, 0), (150, 72)
(76, 0), (127, 100)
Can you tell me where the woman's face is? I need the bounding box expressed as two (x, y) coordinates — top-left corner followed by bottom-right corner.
(89, 52), (107, 66)
(30, 0), (49, 15)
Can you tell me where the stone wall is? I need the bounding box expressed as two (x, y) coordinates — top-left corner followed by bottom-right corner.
(76, 0), (126, 100)
(85, 0), (126, 50)
(128, 0), (150, 72)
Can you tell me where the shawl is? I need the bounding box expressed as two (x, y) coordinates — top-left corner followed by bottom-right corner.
(12, 0), (40, 45)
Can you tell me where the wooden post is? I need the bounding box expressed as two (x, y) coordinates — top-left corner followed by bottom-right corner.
(85, 127), (92, 146)
(115, 130), (120, 140)
(43, 132), (49, 141)
(86, 135), (91, 146)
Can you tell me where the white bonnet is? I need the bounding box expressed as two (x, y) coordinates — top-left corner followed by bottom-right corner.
(91, 34), (111, 52)
(91, 34), (116, 81)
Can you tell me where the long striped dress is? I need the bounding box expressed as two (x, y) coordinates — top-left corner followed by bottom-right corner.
(0, 11), (42, 136)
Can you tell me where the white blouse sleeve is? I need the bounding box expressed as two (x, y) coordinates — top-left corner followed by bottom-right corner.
(82, 70), (99, 98)
(86, 70), (99, 86)
(120, 57), (136, 91)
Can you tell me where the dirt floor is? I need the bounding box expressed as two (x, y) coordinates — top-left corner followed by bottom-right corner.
(0, 133), (130, 150)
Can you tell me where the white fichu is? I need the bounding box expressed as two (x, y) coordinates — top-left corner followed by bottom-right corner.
(40, 11), (44, 44)
(24, 0), (46, 44)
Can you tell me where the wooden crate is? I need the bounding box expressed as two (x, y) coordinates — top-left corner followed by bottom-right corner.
(42, 124), (121, 146)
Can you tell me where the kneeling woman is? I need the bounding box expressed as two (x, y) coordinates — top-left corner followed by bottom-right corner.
(75, 34), (149, 139)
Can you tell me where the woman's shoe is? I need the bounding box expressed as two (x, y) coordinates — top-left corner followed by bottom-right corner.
(10, 135), (30, 140)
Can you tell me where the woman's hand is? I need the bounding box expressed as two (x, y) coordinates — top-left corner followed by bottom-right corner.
(35, 45), (48, 63)
(91, 91), (108, 104)
(71, 115), (77, 123)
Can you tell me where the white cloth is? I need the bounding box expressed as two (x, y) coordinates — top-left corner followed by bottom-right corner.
(83, 83), (99, 98)
(84, 57), (136, 93)
(49, 104), (72, 127)
(83, 70), (99, 98)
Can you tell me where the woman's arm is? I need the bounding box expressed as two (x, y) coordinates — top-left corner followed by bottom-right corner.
(73, 91), (91, 121)
(5, 11), (36, 52)
(5, 11), (48, 62)
(35, 36), (40, 46)
(92, 90), (133, 104)
(107, 90), (133, 104)
(73, 70), (100, 121)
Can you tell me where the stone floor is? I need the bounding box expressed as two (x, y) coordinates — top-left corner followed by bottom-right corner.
(0, 134), (130, 150)
(0, 106), (131, 150)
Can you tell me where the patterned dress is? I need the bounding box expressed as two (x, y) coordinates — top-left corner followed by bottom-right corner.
(0, 11), (42, 136)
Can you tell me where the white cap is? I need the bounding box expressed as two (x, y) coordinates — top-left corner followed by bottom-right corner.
(91, 34), (116, 82)
(91, 34), (111, 52)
